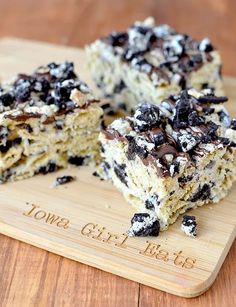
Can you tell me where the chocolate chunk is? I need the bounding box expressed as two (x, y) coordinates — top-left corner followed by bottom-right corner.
(68, 156), (87, 166)
(54, 175), (75, 186)
(189, 184), (211, 202)
(134, 103), (160, 132)
(128, 213), (160, 237)
(38, 162), (58, 174)
(114, 162), (128, 186)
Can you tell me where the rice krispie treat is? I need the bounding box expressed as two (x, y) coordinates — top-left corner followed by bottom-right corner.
(99, 89), (236, 230)
(0, 62), (103, 183)
(87, 17), (224, 113)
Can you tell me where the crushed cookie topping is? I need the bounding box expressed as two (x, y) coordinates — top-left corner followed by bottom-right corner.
(103, 89), (234, 177)
(102, 17), (216, 89)
(0, 62), (97, 119)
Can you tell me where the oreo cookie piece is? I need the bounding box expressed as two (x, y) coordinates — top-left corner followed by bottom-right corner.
(128, 213), (160, 237)
(230, 119), (236, 130)
(114, 162), (128, 186)
(68, 156), (87, 166)
(133, 102), (160, 132)
(181, 215), (197, 237)
(0, 93), (15, 107)
(48, 62), (77, 81)
(189, 184), (211, 202)
(108, 31), (128, 47)
(38, 162), (58, 174)
(145, 194), (160, 210)
(53, 175), (75, 187)
(198, 94), (228, 104)
(172, 90), (192, 129)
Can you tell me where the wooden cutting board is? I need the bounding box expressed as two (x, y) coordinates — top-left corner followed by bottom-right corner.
(0, 38), (235, 298)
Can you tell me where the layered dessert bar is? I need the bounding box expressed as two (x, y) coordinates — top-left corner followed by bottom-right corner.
(87, 17), (224, 113)
(0, 62), (103, 183)
(99, 89), (236, 230)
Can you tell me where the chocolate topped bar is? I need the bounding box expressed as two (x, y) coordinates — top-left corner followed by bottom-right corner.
(87, 17), (224, 112)
(0, 62), (103, 183)
(99, 89), (236, 230)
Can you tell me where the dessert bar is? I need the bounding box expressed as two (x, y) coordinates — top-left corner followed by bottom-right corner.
(87, 17), (224, 113)
(0, 62), (103, 183)
(99, 89), (236, 230)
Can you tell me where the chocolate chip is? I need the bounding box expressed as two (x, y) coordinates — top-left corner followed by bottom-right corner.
(114, 162), (128, 186)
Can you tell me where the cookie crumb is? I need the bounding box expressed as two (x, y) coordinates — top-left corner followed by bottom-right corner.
(181, 215), (197, 237)
(128, 212), (160, 237)
(52, 175), (75, 188)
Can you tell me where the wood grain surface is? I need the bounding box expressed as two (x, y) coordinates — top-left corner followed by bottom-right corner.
(0, 1), (235, 306)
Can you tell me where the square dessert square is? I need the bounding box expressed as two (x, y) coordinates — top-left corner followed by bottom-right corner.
(99, 89), (236, 230)
(87, 17), (224, 113)
(0, 62), (103, 183)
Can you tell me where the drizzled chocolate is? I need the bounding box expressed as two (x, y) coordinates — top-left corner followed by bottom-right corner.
(102, 89), (233, 177)
(101, 18), (216, 89)
(0, 62), (97, 122)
